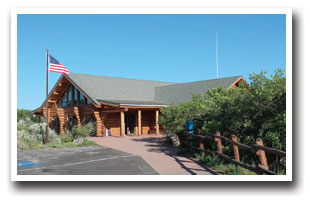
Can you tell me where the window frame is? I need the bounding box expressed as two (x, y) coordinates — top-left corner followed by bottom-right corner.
(67, 85), (72, 107)
(57, 84), (93, 108)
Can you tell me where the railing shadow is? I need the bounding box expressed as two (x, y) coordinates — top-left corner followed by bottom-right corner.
(131, 136), (219, 175)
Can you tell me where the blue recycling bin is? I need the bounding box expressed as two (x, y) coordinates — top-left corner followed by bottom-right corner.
(186, 120), (194, 134)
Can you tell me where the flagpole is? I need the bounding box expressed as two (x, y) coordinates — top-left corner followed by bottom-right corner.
(216, 32), (218, 79)
(45, 47), (49, 143)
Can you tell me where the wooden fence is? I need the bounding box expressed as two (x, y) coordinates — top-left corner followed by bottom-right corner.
(181, 131), (286, 175)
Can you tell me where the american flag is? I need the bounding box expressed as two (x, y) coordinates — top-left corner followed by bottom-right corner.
(49, 55), (70, 75)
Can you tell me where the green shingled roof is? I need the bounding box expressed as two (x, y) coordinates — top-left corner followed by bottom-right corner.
(66, 73), (176, 106)
(154, 76), (242, 105)
(66, 73), (242, 106)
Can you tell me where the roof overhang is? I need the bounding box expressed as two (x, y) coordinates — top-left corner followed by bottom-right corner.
(98, 99), (169, 108)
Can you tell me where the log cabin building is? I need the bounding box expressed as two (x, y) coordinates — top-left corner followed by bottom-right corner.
(32, 73), (245, 137)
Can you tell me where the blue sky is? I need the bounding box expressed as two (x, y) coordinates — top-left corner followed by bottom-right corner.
(17, 14), (286, 110)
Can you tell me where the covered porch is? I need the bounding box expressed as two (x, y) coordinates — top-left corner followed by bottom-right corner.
(95, 107), (162, 137)
(34, 105), (163, 137)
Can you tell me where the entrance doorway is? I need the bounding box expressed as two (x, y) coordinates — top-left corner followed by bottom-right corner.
(125, 113), (136, 135)
(53, 116), (60, 134)
(68, 115), (77, 132)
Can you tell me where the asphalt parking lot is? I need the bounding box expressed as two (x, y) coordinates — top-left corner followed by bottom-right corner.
(17, 146), (158, 175)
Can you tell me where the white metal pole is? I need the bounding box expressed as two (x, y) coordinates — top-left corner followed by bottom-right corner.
(216, 32), (219, 79)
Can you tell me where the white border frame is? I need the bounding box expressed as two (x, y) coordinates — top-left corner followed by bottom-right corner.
(11, 8), (292, 181)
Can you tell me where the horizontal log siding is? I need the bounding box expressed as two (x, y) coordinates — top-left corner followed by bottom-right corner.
(104, 113), (121, 136)
(141, 110), (159, 135)
(146, 111), (164, 134)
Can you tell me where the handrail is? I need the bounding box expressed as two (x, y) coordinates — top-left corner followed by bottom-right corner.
(179, 131), (286, 175)
(182, 132), (286, 156)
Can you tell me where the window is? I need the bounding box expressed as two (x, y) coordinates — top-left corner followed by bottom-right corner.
(79, 92), (85, 105)
(59, 85), (89, 107)
(67, 85), (72, 106)
(74, 87), (78, 105)
(61, 92), (67, 107)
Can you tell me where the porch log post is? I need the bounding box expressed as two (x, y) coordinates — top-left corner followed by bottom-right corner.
(56, 108), (65, 135)
(101, 113), (106, 136)
(138, 110), (142, 136)
(73, 106), (81, 127)
(120, 111), (125, 136)
(93, 111), (102, 137)
(155, 110), (159, 135)
(62, 115), (67, 134)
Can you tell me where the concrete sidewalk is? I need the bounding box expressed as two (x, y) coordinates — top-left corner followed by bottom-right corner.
(88, 135), (217, 175)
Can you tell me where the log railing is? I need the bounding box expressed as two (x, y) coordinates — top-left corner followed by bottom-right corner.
(181, 131), (286, 175)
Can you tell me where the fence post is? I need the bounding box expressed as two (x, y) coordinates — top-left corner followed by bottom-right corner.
(198, 129), (205, 156)
(184, 131), (189, 151)
(185, 131), (188, 145)
(215, 131), (222, 153)
(256, 138), (269, 170)
(231, 134), (240, 162)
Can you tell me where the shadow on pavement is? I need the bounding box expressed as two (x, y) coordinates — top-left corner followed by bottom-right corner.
(131, 136), (219, 175)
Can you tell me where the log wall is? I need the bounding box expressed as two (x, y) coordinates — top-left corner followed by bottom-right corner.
(103, 113), (121, 136)
(39, 105), (164, 136)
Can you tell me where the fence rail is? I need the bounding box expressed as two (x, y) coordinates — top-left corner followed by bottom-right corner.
(180, 131), (286, 175)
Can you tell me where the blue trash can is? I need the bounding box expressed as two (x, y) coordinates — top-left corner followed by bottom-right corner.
(186, 120), (194, 134)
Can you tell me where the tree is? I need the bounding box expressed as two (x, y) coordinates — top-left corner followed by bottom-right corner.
(159, 69), (286, 172)
(17, 109), (40, 122)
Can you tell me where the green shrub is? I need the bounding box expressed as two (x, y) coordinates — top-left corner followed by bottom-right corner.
(60, 134), (73, 143)
(17, 130), (43, 150)
(28, 122), (46, 135)
(17, 119), (32, 131)
(46, 131), (62, 144)
(200, 153), (223, 167)
(159, 69), (286, 173)
(72, 122), (95, 139)
(17, 109), (41, 122)
(17, 118), (97, 149)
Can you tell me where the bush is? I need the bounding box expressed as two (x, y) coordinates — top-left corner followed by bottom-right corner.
(198, 153), (223, 167)
(72, 122), (95, 139)
(159, 69), (286, 172)
(16, 117), (97, 149)
(17, 119), (32, 131)
(60, 134), (73, 143)
(28, 122), (46, 135)
(17, 130), (43, 150)
(46, 130), (62, 144)
(17, 109), (41, 122)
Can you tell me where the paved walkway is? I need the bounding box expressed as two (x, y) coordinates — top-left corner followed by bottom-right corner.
(88, 135), (217, 175)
